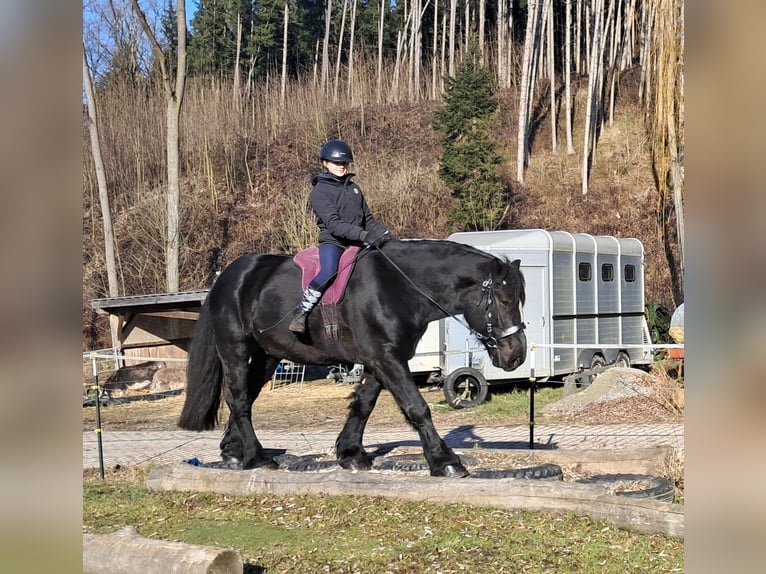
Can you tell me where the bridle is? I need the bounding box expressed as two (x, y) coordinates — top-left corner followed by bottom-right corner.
(470, 276), (526, 350)
(374, 247), (525, 350)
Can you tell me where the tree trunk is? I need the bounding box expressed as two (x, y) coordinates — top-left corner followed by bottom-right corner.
(575, 0), (582, 74)
(516, 0), (543, 182)
(506, 2), (515, 87)
(130, 0), (187, 293)
(233, 13), (241, 107)
(464, 0), (470, 59)
(497, 0), (505, 87)
(346, 0), (358, 102)
(432, 0), (439, 99)
(440, 8), (447, 89)
(333, 0), (348, 103)
(392, 30), (403, 102)
(449, 0), (456, 76)
(280, 2), (289, 107)
(479, 0), (486, 65)
(546, 0), (557, 154)
(83, 46), (120, 299)
(321, 0), (332, 94)
(673, 0), (685, 274)
(83, 526), (243, 574)
(581, 0), (604, 195)
(565, 0), (575, 154)
(377, 0), (385, 103)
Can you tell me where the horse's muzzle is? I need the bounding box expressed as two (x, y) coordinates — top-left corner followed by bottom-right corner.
(489, 330), (527, 371)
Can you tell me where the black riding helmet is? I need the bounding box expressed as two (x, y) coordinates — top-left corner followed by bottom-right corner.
(320, 139), (354, 163)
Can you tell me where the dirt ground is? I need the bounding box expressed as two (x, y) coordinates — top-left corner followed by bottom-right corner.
(82, 365), (683, 433)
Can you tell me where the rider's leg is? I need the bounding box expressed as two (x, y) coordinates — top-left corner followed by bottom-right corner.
(289, 242), (343, 333)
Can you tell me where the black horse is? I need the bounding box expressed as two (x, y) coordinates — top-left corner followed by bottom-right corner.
(179, 239), (527, 477)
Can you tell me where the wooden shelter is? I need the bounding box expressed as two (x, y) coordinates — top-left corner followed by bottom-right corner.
(90, 290), (208, 361)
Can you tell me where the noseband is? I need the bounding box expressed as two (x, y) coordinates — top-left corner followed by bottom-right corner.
(471, 277), (526, 350)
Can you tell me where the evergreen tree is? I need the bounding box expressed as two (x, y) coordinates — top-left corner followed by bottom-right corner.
(187, 0), (236, 77)
(433, 58), (507, 231)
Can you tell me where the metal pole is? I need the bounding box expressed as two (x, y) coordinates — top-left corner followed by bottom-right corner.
(528, 344), (536, 449)
(92, 357), (105, 479)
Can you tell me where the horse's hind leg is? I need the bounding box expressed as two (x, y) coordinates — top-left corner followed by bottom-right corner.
(335, 376), (383, 470)
(372, 362), (468, 478)
(217, 341), (278, 470)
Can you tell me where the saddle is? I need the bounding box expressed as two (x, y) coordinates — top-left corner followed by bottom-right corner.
(293, 245), (360, 305)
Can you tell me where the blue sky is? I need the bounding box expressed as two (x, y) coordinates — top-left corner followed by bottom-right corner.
(185, 0), (196, 26)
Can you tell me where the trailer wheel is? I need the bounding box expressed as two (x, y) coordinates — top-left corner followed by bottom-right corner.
(443, 368), (489, 408)
(614, 351), (631, 368)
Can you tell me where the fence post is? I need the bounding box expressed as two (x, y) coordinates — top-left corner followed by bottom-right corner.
(528, 344), (536, 449)
(91, 356), (105, 479)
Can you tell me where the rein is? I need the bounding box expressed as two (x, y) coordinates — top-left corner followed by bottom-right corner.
(374, 247), (525, 349)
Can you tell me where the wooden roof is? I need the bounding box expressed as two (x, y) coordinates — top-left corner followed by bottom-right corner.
(90, 290), (209, 315)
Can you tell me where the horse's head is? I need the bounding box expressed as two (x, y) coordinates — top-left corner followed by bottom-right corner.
(463, 257), (527, 371)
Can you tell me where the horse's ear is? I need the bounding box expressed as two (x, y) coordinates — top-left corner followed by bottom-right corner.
(510, 259), (521, 270)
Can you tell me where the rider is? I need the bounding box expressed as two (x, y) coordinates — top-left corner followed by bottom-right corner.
(289, 139), (393, 334)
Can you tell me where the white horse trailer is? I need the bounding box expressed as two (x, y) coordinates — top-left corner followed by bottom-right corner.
(408, 230), (654, 407)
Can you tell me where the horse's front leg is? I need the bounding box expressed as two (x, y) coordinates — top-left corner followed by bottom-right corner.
(373, 361), (469, 478)
(335, 375), (383, 470)
(218, 346), (277, 470)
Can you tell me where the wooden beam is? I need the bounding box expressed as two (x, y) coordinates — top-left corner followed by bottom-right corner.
(147, 463), (684, 538)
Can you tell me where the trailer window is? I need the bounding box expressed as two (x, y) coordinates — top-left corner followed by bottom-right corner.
(578, 262), (591, 281)
(625, 264), (636, 282)
(601, 263), (614, 282)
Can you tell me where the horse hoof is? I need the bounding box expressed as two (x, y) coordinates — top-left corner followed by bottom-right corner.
(438, 464), (470, 478)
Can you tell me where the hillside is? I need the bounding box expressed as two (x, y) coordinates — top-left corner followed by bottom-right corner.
(82, 67), (682, 349)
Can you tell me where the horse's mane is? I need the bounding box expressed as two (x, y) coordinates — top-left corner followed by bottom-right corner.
(402, 237), (509, 264)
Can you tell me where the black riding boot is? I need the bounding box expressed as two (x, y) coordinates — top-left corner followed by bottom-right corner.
(289, 286), (322, 334)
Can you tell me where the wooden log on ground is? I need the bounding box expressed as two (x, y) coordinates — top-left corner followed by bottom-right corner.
(146, 463), (684, 538)
(83, 526), (243, 574)
(511, 446), (675, 475)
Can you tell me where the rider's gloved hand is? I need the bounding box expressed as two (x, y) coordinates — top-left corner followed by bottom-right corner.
(359, 229), (392, 248)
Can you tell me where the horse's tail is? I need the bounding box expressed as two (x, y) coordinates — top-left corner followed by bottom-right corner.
(178, 301), (222, 431)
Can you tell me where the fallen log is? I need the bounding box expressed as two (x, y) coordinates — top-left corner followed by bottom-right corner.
(515, 445), (675, 475)
(82, 526), (243, 574)
(146, 463), (684, 538)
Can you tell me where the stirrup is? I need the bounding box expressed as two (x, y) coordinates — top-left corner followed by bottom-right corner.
(289, 311), (308, 334)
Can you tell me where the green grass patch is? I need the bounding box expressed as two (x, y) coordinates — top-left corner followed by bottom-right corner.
(84, 471), (683, 573)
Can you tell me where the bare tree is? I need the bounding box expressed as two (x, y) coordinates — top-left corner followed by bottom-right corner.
(83, 44), (120, 298)
(321, 0), (332, 94)
(448, 0), (456, 76)
(497, 0), (506, 87)
(545, 0), (557, 154)
(431, 0), (439, 99)
(130, 0), (187, 291)
(643, 0), (684, 275)
(479, 0), (485, 65)
(564, 0), (575, 154)
(347, 0), (358, 102)
(280, 1), (289, 107)
(516, 0), (543, 182)
(376, 0), (385, 103)
(581, 0), (605, 194)
(234, 13), (242, 106)
(333, 0), (349, 103)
